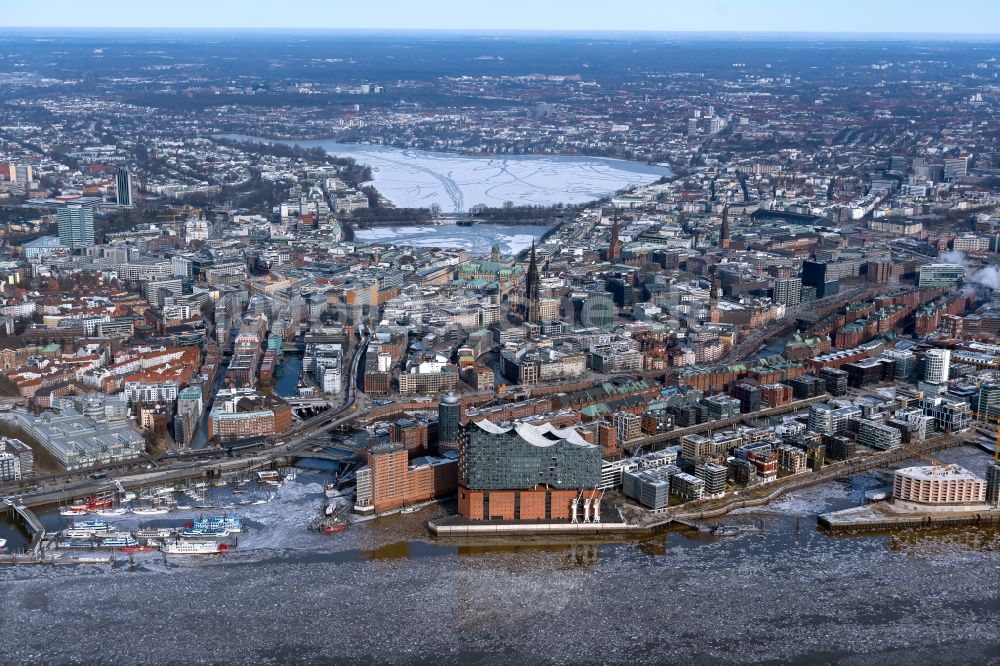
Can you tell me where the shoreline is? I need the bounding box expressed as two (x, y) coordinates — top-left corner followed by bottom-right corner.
(216, 133), (677, 170)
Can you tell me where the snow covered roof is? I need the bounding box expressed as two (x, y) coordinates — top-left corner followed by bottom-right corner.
(471, 420), (596, 449)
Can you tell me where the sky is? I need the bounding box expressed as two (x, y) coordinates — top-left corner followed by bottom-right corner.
(3, 0), (999, 34)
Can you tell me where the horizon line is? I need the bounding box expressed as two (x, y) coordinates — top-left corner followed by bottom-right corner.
(1, 27), (999, 39)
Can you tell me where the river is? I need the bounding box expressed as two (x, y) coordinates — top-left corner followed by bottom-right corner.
(1, 445), (997, 664)
(219, 134), (672, 212)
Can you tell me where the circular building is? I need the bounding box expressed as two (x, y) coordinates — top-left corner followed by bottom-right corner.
(437, 392), (462, 452)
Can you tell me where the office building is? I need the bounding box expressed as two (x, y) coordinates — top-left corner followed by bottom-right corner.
(614, 412), (642, 445)
(818, 367), (848, 397)
(789, 375), (825, 399)
(57, 204), (95, 249)
(116, 167), (134, 207)
(918, 264), (964, 288)
(921, 395), (972, 433)
(622, 466), (676, 510)
(801, 260), (839, 299)
(923, 349), (951, 384)
(883, 348), (916, 382)
(986, 462), (1000, 508)
(438, 392), (462, 452)
(207, 389), (292, 441)
(2, 406), (143, 471)
(974, 382), (1000, 420)
(943, 157), (968, 181)
(731, 383), (762, 413)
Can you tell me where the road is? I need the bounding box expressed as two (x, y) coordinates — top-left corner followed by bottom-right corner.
(718, 285), (880, 364)
(1, 334), (372, 506)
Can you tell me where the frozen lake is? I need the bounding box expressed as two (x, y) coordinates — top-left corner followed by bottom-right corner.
(221, 135), (672, 212)
(353, 223), (550, 256)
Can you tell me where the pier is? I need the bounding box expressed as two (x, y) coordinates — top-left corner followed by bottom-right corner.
(428, 517), (646, 538)
(3, 497), (47, 558)
(818, 505), (1000, 532)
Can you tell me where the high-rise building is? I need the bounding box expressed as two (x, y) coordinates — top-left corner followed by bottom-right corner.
(973, 382), (1000, 419)
(802, 260), (839, 299)
(923, 349), (951, 384)
(116, 167), (134, 207)
(943, 157), (968, 181)
(773, 277), (801, 306)
(437, 392), (462, 452)
(7, 164), (33, 183)
(883, 348), (917, 382)
(986, 462), (1000, 508)
(57, 204), (95, 249)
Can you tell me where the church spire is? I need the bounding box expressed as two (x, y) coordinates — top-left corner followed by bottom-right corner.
(525, 241), (540, 323)
(720, 205), (730, 250)
(608, 209), (622, 263)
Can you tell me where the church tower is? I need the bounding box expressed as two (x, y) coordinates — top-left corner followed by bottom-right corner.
(524, 241), (540, 323)
(608, 212), (622, 263)
(709, 269), (721, 324)
(719, 205), (731, 250)
(490, 233), (501, 263)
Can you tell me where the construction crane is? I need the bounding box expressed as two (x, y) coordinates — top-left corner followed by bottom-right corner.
(974, 412), (1000, 462)
(900, 441), (944, 467)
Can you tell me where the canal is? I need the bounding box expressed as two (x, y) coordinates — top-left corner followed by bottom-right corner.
(274, 354), (303, 398)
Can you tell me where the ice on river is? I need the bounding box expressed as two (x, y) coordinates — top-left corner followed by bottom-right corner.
(1, 456), (998, 665)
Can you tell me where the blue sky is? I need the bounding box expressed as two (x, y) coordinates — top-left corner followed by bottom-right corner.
(3, 0), (999, 34)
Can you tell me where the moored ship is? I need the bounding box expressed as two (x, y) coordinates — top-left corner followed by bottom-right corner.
(162, 541), (231, 555)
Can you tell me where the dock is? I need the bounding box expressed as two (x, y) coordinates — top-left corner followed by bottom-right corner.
(428, 516), (647, 537)
(818, 503), (1000, 532)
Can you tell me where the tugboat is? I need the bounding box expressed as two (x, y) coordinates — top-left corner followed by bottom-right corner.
(323, 523), (347, 535)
